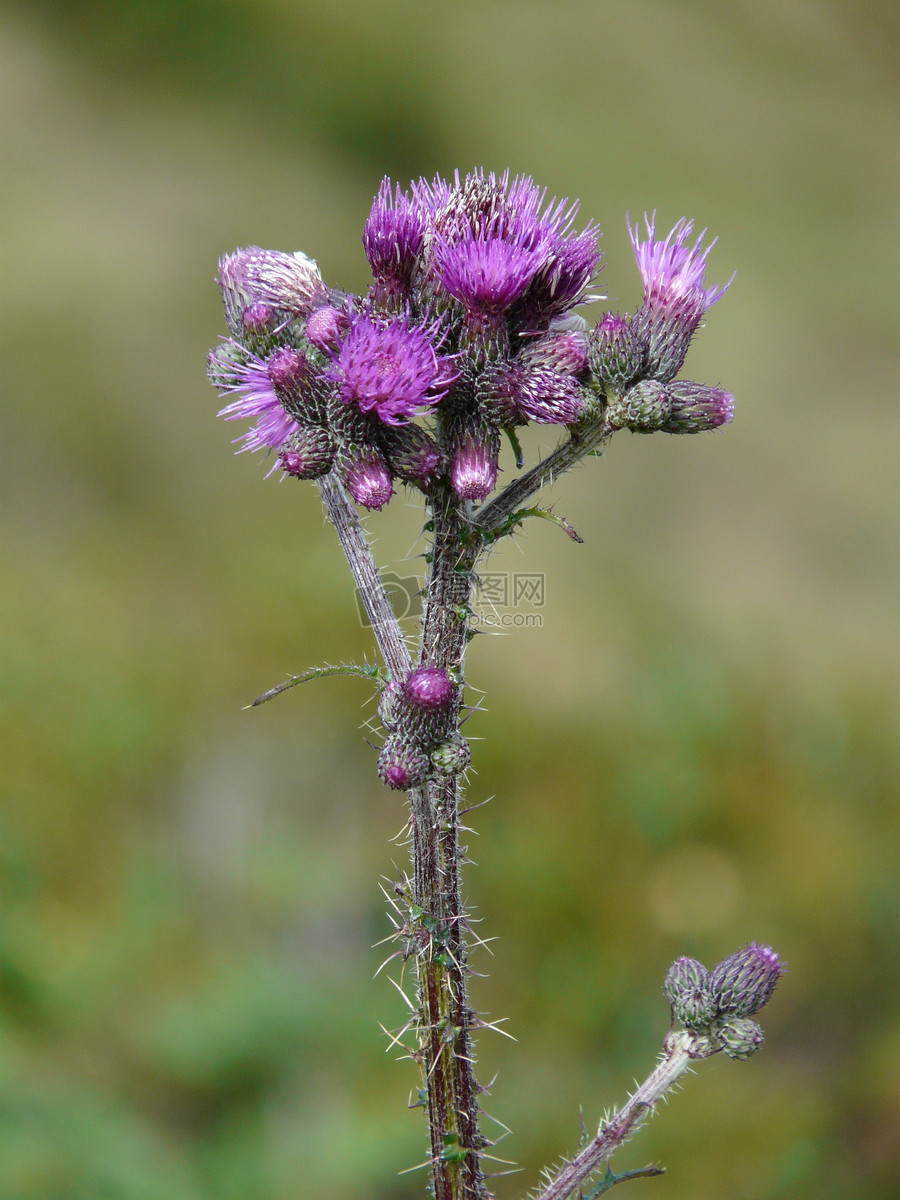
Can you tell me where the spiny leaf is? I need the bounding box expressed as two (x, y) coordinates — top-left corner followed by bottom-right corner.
(249, 662), (384, 706)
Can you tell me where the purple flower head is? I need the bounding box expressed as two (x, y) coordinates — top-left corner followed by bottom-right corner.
(363, 178), (429, 304)
(215, 348), (300, 465)
(432, 235), (547, 316)
(629, 214), (730, 317)
(425, 171), (600, 323)
(403, 666), (454, 711)
(341, 446), (395, 511)
(629, 214), (732, 381)
(306, 305), (350, 351)
(711, 943), (783, 1018)
(218, 247), (326, 323)
(327, 309), (459, 426)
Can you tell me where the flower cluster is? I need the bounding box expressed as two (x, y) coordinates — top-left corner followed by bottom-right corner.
(377, 666), (468, 789)
(209, 171), (734, 510)
(664, 943), (784, 1060)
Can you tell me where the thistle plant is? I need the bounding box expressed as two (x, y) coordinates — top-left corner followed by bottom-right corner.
(208, 170), (782, 1200)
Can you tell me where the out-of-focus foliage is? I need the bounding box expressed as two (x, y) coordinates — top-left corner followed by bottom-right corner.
(1, 2), (897, 1198)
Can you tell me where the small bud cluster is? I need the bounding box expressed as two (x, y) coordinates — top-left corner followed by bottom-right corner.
(209, 173), (734, 508)
(664, 943), (783, 1060)
(377, 666), (469, 790)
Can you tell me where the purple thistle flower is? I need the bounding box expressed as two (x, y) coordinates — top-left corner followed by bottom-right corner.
(522, 223), (602, 321)
(363, 178), (429, 306)
(432, 235), (547, 316)
(629, 214), (732, 381)
(215, 350), (300, 463)
(327, 310), (458, 426)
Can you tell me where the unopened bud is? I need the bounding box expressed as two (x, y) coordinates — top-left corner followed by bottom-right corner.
(715, 1016), (764, 1060)
(430, 734), (471, 777)
(378, 735), (429, 790)
(664, 957), (717, 1029)
(588, 313), (647, 391)
(711, 942), (783, 1017)
(278, 426), (335, 479)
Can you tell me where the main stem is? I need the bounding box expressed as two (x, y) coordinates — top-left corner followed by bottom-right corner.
(408, 488), (489, 1200)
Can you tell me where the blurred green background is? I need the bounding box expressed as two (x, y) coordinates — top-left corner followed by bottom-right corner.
(1, 1), (898, 1197)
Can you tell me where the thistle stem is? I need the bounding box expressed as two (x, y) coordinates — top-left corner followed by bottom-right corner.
(405, 488), (490, 1200)
(317, 471), (412, 681)
(533, 1033), (697, 1200)
(475, 417), (616, 535)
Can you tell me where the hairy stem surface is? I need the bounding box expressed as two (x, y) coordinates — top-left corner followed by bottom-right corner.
(408, 488), (489, 1200)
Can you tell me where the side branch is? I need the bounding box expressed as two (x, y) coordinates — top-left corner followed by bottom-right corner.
(532, 1033), (696, 1200)
(475, 417), (615, 535)
(318, 471), (413, 681)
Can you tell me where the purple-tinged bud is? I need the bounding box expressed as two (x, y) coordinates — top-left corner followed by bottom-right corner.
(711, 943), (783, 1017)
(306, 305), (350, 351)
(378, 734), (429, 790)
(380, 424), (446, 489)
(241, 301), (276, 333)
(479, 361), (586, 427)
(660, 382), (734, 434)
(404, 666), (454, 710)
(264, 345), (329, 427)
(588, 313), (647, 392)
(277, 426), (335, 480)
(519, 329), (590, 377)
(430, 734), (471, 777)
(450, 421), (500, 501)
(714, 1017), (765, 1060)
(664, 957), (718, 1030)
(341, 446), (395, 511)
(629, 214), (731, 382)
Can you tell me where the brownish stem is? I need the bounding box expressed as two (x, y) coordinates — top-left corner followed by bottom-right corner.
(405, 487), (490, 1200)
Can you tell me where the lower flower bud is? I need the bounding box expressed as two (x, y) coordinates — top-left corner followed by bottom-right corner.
(378, 735), (429, 790)
(714, 1016), (765, 1060)
(430, 734), (471, 776)
(278, 426), (335, 479)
